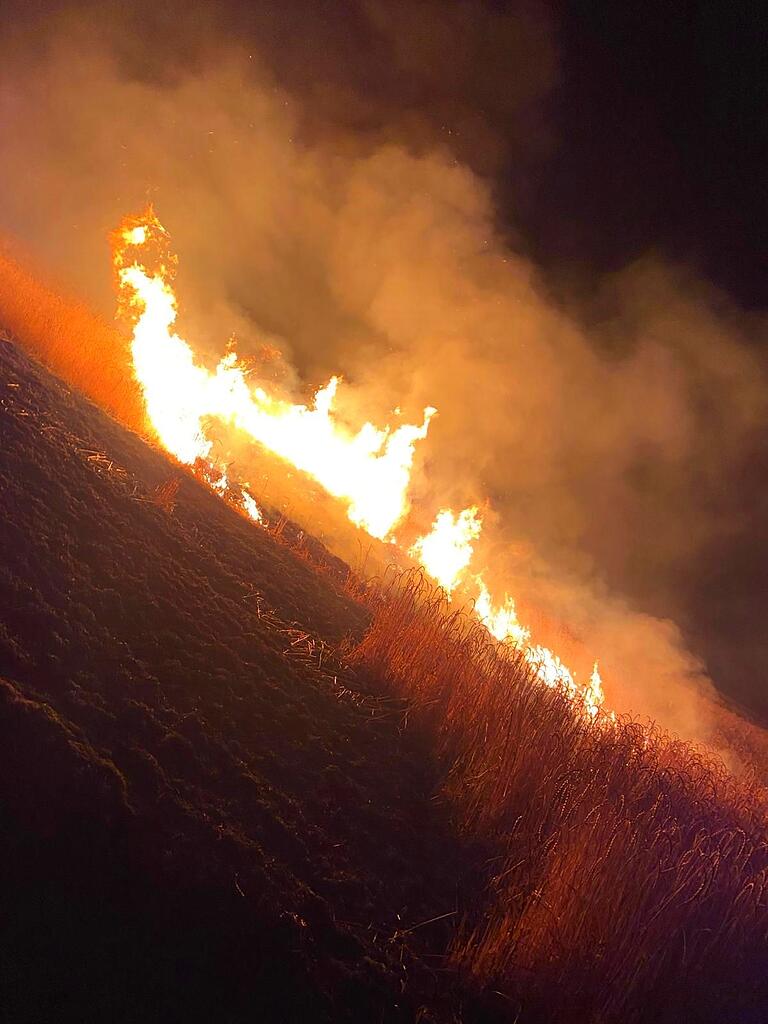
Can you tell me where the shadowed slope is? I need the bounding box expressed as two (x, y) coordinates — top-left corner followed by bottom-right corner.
(0, 339), (481, 1023)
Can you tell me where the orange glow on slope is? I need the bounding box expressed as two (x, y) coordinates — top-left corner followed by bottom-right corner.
(112, 207), (607, 717)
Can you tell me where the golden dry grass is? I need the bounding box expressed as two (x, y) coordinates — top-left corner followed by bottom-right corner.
(350, 568), (768, 1022)
(0, 245), (144, 431)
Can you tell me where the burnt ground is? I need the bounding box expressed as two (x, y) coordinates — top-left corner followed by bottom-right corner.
(0, 340), (489, 1023)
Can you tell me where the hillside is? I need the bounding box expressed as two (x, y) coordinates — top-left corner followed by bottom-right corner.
(0, 338), (485, 1022)
(3, 333), (768, 1024)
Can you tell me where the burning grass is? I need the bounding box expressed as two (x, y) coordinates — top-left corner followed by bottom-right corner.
(1, 219), (608, 713)
(349, 568), (768, 1022)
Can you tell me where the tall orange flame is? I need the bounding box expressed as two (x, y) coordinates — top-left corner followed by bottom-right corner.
(112, 208), (433, 540)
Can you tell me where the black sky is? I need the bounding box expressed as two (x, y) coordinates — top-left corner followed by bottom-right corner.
(520, 1), (768, 309)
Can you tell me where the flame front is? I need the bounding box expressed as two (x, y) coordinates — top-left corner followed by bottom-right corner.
(409, 507), (482, 593)
(474, 577), (530, 647)
(112, 208), (607, 717)
(241, 489), (264, 524)
(410, 518), (603, 714)
(113, 209), (433, 540)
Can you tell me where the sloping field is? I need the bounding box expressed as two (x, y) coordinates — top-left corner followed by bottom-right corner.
(3, 334), (768, 1024)
(0, 338), (483, 1022)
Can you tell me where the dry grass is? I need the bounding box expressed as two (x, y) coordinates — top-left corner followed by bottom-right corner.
(150, 475), (181, 514)
(349, 568), (768, 1022)
(0, 246), (144, 430)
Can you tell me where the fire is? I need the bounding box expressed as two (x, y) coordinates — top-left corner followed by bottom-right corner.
(526, 644), (578, 699)
(241, 489), (264, 524)
(124, 225), (147, 246)
(473, 574), (604, 712)
(409, 506), (482, 593)
(410, 518), (603, 714)
(474, 576), (530, 647)
(583, 661), (606, 720)
(112, 209), (433, 540)
(112, 207), (608, 718)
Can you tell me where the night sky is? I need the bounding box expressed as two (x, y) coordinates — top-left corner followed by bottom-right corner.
(523, 1), (768, 308)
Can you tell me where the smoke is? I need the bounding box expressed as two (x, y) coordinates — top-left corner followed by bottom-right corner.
(1, 0), (767, 751)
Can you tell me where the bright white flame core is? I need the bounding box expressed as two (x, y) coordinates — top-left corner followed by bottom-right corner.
(409, 507), (482, 593)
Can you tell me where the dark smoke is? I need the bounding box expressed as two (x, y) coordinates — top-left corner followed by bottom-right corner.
(1, 0), (767, 753)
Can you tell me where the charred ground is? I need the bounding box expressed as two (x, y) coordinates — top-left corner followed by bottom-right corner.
(0, 339), (487, 1023)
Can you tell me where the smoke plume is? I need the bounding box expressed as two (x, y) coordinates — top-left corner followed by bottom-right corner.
(1, 0), (767, 754)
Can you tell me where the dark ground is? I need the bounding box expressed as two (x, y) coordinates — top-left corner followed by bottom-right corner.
(0, 339), (489, 1023)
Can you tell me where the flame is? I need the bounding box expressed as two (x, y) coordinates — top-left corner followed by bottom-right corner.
(407, 520), (608, 716)
(525, 643), (578, 699)
(112, 209), (433, 540)
(475, 576), (588, 703)
(409, 506), (482, 593)
(583, 661), (606, 720)
(474, 576), (531, 647)
(124, 225), (147, 246)
(241, 489), (264, 524)
(112, 207), (607, 718)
